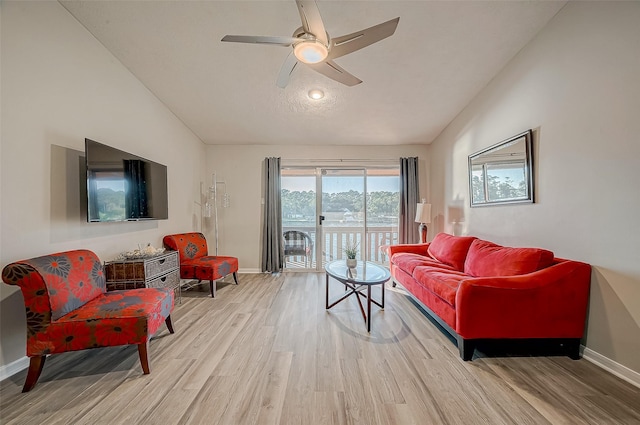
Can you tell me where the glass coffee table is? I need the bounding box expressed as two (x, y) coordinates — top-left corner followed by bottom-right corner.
(325, 260), (391, 332)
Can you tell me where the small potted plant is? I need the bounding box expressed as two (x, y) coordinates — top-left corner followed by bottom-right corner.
(344, 238), (359, 268)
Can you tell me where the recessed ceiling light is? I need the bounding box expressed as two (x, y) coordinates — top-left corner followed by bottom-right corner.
(308, 89), (324, 100)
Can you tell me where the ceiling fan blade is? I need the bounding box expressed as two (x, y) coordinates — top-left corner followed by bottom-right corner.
(295, 0), (328, 46)
(221, 35), (303, 46)
(308, 60), (362, 87)
(328, 17), (400, 60)
(276, 53), (300, 88)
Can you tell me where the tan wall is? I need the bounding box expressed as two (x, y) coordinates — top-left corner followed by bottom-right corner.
(428, 2), (640, 373)
(0, 2), (206, 371)
(205, 145), (428, 272)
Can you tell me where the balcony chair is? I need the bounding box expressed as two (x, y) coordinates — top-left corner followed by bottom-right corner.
(163, 232), (238, 297)
(1, 249), (175, 392)
(283, 230), (314, 268)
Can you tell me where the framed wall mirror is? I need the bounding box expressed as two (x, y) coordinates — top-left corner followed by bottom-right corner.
(468, 129), (534, 207)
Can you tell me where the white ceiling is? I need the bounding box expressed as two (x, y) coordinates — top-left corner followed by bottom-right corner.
(60, 1), (565, 146)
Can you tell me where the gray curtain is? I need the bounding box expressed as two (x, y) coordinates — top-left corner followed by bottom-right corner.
(261, 157), (284, 272)
(399, 157), (420, 244)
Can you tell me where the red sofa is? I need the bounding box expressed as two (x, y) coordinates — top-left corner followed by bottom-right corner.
(389, 233), (591, 360)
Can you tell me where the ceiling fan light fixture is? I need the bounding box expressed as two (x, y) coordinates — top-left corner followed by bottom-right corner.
(293, 40), (328, 64)
(308, 89), (324, 100)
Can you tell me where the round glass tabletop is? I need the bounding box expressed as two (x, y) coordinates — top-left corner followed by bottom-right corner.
(324, 260), (390, 285)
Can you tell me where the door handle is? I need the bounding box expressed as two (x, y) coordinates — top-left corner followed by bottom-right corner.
(319, 215), (325, 225)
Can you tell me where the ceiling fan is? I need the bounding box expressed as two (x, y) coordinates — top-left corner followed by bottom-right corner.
(221, 0), (400, 88)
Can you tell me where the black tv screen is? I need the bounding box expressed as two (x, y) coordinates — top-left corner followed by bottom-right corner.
(85, 139), (168, 222)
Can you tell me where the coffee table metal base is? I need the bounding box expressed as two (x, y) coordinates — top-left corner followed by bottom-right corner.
(325, 273), (385, 332)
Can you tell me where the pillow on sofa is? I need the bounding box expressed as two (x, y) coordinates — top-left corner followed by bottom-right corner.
(463, 239), (555, 277)
(427, 233), (477, 271)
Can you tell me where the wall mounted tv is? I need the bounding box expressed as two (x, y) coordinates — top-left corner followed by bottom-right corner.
(85, 138), (168, 222)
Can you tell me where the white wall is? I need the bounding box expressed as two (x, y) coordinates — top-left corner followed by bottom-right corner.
(0, 2), (205, 372)
(206, 145), (428, 272)
(429, 2), (640, 375)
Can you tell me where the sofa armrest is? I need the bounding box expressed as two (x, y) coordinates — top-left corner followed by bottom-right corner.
(388, 243), (431, 257)
(455, 260), (591, 339)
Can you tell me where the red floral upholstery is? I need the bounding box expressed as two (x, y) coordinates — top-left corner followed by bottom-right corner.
(163, 232), (238, 297)
(1, 249), (175, 392)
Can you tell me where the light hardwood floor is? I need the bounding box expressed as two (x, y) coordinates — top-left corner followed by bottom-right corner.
(1, 272), (639, 424)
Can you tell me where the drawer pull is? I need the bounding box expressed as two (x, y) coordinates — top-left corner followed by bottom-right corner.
(159, 259), (166, 264)
(161, 276), (167, 282)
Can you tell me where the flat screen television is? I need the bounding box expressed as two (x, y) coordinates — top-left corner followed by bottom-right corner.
(85, 138), (168, 222)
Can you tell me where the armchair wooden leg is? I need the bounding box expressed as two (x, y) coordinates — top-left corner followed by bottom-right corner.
(165, 315), (175, 334)
(209, 280), (216, 298)
(22, 355), (46, 392)
(138, 342), (150, 374)
(232, 272), (239, 285)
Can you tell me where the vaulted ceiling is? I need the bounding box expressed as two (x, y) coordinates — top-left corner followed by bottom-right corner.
(60, 1), (565, 146)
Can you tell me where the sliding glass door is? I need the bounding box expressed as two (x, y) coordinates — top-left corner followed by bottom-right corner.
(320, 169), (366, 267)
(281, 169), (317, 270)
(281, 166), (399, 271)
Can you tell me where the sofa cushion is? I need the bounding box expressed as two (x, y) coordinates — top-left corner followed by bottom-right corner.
(46, 288), (174, 355)
(427, 233), (477, 271)
(192, 256), (239, 281)
(413, 266), (468, 307)
(463, 239), (555, 277)
(391, 253), (456, 275)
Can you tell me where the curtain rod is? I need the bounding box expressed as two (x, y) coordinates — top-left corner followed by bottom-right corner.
(281, 158), (399, 164)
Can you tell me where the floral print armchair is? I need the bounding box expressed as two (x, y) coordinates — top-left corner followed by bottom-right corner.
(163, 232), (238, 297)
(1, 249), (175, 392)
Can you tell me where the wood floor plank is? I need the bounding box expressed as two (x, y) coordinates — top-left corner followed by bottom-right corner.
(251, 350), (293, 425)
(212, 330), (280, 425)
(138, 313), (254, 424)
(339, 357), (378, 424)
(312, 391), (348, 425)
(1, 272), (639, 425)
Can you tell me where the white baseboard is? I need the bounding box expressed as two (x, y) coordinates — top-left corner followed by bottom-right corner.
(582, 346), (640, 389)
(238, 268), (261, 274)
(0, 355), (29, 381)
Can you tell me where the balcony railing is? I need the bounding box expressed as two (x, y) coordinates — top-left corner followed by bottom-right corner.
(282, 226), (398, 269)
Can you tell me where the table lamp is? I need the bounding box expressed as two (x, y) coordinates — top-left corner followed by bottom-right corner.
(415, 200), (431, 243)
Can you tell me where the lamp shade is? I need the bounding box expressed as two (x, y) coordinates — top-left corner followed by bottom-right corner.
(415, 202), (431, 224)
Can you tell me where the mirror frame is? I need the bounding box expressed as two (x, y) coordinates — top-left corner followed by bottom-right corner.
(468, 129), (534, 207)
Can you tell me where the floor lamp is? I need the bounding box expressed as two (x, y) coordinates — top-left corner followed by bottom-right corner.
(415, 200), (431, 244)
